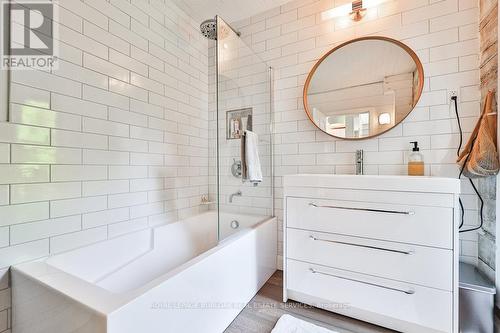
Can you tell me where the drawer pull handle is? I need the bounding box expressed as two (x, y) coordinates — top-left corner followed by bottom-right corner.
(309, 236), (414, 255)
(309, 202), (415, 215)
(309, 268), (415, 295)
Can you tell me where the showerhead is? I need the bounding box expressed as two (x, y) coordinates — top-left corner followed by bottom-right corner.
(200, 19), (217, 40)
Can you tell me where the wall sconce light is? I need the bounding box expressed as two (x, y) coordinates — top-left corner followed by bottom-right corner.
(350, 0), (366, 22)
(321, 0), (386, 21)
(378, 113), (391, 125)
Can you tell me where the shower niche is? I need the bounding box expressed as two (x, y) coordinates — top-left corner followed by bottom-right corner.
(226, 107), (252, 140)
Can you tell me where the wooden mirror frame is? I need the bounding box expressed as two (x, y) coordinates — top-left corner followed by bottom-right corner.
(303, 36), (425, 140)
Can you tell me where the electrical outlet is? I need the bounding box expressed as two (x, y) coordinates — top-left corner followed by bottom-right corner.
(448, 89), (458, 101)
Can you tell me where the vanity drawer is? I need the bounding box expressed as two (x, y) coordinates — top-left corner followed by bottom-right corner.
(287, 259), (453, 333)
(287, 228), (453, 291)
(286, 197), (453, 249)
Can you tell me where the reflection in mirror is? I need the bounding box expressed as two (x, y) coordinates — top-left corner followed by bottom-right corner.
(304, 37), (423, 140)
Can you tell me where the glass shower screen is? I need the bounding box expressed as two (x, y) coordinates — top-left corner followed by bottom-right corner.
(214, 16), (274, 241)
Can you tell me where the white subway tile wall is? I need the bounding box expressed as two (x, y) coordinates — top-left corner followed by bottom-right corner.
(0, 269), (9, 333)
(225, 0), (481, 267)
(0, 0), (484, 331)
(0, 1), (209, 329)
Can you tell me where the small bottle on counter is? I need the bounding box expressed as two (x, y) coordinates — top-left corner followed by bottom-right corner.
(408, 141), (424, 176)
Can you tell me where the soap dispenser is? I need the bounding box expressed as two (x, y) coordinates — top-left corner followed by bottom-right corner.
(408, 141), (424, 176)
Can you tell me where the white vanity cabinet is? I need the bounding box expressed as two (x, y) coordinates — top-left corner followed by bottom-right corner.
(283, 175), (461, 333)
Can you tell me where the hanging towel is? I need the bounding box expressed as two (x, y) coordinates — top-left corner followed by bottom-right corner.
(244, 130), (263, 184)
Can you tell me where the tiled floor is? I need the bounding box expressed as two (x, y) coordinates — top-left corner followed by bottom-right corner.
(225, 271), (394, 333)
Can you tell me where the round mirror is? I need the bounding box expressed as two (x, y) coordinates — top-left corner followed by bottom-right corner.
(303, 36), (424, 140)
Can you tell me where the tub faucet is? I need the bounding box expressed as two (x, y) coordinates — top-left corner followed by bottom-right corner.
(355, 150), (364, 175)
(229, 190), (242, 203)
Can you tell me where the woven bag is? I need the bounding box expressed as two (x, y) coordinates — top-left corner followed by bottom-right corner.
(457, 91), (499, 178)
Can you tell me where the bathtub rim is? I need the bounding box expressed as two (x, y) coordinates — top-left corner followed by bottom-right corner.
(12, 215), (277, 317)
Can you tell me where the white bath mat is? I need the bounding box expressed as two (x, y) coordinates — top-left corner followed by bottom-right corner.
(271, 314), (339, 333)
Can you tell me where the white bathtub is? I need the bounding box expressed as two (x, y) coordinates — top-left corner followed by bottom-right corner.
(11, 211), (277, 333)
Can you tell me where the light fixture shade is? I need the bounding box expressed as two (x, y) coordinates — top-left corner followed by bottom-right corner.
(378, 113), (391, 125)
(321, 3), (351, 20)
(321, 0), (387, 21)
(363, 0), (386, 8)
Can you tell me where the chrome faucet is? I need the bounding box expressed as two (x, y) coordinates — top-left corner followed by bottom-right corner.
(229, 190), (242, 203)
(355, 150), (364, 175)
